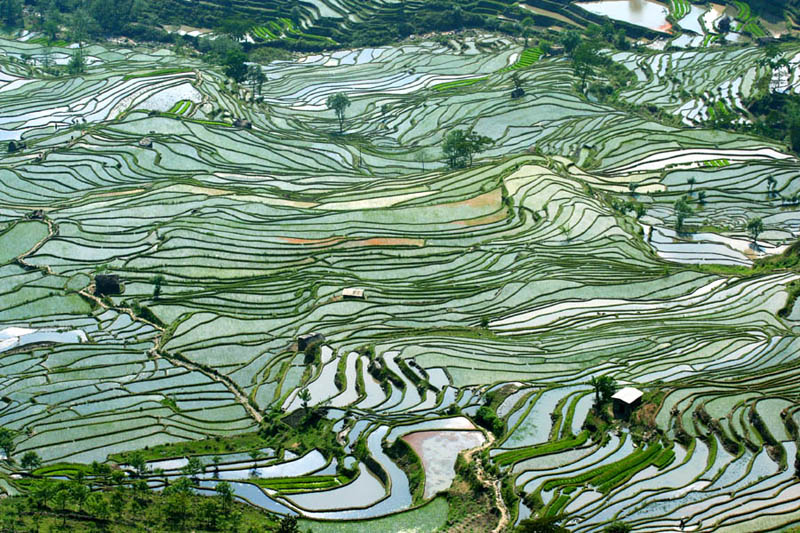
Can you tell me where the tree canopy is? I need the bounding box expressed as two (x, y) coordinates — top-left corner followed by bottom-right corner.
(327, 93), (352, 133)
(442, 129), (492, 169)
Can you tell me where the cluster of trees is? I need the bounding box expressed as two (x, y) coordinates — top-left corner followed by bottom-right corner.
(0, 0), (23, 28)
(0, 466), (306, 532)
(443, 129), (492, 169)
(17, 0), (160, 42)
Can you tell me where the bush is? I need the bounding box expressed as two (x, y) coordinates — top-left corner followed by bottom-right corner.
(475, 406), (504, 436)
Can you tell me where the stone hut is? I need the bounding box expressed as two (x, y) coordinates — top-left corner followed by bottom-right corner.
(612, 387), (643, 419)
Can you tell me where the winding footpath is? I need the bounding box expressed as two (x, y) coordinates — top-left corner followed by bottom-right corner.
(15, 216), (264, 425)
(463, 430), (510, 533)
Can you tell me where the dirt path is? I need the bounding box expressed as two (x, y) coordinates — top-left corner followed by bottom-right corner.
(463, 431), (510, 533)
(16, 215), (264, 425)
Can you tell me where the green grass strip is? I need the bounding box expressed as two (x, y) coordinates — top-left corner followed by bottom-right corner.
(494, 431), (590, 466)
(433, 77), (488, 91)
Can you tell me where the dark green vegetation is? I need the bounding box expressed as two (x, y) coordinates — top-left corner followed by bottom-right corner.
(0, 477), (287, 532)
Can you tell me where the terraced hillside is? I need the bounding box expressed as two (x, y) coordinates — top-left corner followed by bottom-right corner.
(2, 25), (800, 533)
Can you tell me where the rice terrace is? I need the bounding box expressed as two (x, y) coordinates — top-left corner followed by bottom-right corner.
(4, 0), (800, 532)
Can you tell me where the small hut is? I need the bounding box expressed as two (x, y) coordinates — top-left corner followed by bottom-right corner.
(341, 288), (365, 300)
(612, 387), (643, 419)
(94, 274), (123, 296)
(298, 333), (325, 352)
(139, 137), (153, 148)
(233, 118), (252, 129)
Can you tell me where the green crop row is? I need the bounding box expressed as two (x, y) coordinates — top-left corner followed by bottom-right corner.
(494, 431), (590, 466)
(542, 442), (669, 494)
(670, 0), (691, 19)
(433, 77), (488, 91)
(499, 47), (543, 73)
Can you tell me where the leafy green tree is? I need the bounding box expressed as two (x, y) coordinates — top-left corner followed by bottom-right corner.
(69, 481), (90, 512)
(766, 175), (777, 195)
(217, 16), (252, 40)
(152, 274), (164, 300)
(129, 450), (148, 477)
(85, 492), (110, 519)
(181, 456), (204, 479)
(299, 388), (312, 414)
(212, 454), (223, 474)
(215, 480), (234, 516)
(28, 479), (56, 509)
(249, 449), (263, 469)
(67, 49), (86, 75)
(572, 41), (602, 88)
(326, 92), (352, 133)
(0, 427), (14, 460)
(224, 50), (248, 82)
(247, 64), (267, 103)
(0, 0), (23, 28)
(560, 30), (581, 54)
(687, 177), (696, 193)
(52, 483), (72, 524)
(277, 515), (302, 533)
(674, 196), (693, 232)
(443, 129), (492, 169)
(511, 72), (523, 91)
(20, 451), (41, 472)
(747, 216), (764, 244)
(589, 375), (616, 406)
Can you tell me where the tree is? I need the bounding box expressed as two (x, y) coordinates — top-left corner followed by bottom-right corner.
(0, 0), (23, 28)
(718, 16), (732, 34)
(589, 375), (616, 406)
(216, 480), (234, 514)
(67, 49), (86, 75)
(69, 481), (90, 513)
(0, 427), (14, 460)
(515, 515), (571, 532)
(181, 456), (204, 479)
(687, 177), (696, 194)
(560, 30), (581, 55)
(442, 129), (492, 169)
(766, 175), (777, 195)
(212, 454), (223, 474)
(29, 479), (56, 509)
(277, 516), (301, 533)
(20, 451), (41, 472)
(249, 449), (263, 470)
(326, 92), (351, 133)
(511, 72), (523, 91)
(299, 388), (312, 414)
(224, 50), (248, 82)
(129, 450), (148, 477)
(85, 492), (110, 519)
(87, 0), (133, 35)
(247, 64), (267, 103)
(572, 41), (601, 89)
(674, 196), (693, 232)
(747, 216), (764, 245)
(152, 274), (164, 300)
(52, 483), (72, 525)
(217, 16), (252, 40)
